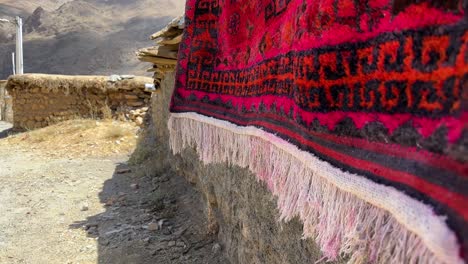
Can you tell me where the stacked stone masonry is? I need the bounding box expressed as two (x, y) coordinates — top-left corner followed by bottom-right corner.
(6, 74), (153, 130)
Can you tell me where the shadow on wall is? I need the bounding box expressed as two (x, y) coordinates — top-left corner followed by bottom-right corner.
(0, 121), (15, 139)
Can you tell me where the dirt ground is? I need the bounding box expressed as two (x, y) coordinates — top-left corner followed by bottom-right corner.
(0, 121), (227, 264)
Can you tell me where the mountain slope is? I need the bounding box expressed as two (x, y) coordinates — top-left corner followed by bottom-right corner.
(0, 0), (184, 79)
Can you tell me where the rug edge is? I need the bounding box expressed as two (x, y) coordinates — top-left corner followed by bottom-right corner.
(168, 111), (463, 264)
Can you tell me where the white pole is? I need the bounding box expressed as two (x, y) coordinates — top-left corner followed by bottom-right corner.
(11, 52), (15, 75)
(15, 16), (23, 74)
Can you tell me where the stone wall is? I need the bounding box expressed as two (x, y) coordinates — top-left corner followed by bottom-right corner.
(0, 80), (13, 122)
(5, 74), (153, 130)
(145, 72), (341, 264)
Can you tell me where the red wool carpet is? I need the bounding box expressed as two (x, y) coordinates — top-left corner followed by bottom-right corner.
(169, 1), (468, 263)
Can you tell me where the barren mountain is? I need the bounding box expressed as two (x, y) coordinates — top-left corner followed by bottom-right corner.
(1, 0), (73, 14)
(0, 0), (184, 79)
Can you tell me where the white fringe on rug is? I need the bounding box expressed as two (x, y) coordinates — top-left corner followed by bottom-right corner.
(168, 112), (462, 264)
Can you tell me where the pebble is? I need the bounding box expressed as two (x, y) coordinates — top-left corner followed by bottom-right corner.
(176, 241), (185, 247)
(105, 198), (115, 206)
(168, 241), (176, 247)
(84, 223), (98, 230)
(99, 239), (110, 246)
(212, 243), (221, 253)
(158, 219), (165, 229)
(136, 117), (143, 126)
(147, 222), (158, 231)
(151, 248), (163, 255)
(130, 183), (139, 190)
(81, 204), (89, 211)
(116, 168), (131, 174)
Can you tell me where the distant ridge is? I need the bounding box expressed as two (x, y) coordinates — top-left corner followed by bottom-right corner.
(0, 0), (184, 79)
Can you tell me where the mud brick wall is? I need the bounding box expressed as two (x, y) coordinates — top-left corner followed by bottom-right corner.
(145, 72), (340, 264)
(6, 74), (153, 130)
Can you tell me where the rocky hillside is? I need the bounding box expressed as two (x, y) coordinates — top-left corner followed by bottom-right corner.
(0, 0), (184, 79)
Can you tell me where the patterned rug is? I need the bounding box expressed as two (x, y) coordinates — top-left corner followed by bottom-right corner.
(168, 1), (467, 263)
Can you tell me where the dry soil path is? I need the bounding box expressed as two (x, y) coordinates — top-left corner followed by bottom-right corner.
(0, 121), (126, 264)
(0, 121), (226, 264)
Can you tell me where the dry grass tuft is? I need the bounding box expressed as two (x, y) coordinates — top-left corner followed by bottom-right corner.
(101, 104), (113, 120)
(0, 119), (139, 158)
(28, 130), (51, 143)
(103, 124), (130, 139)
